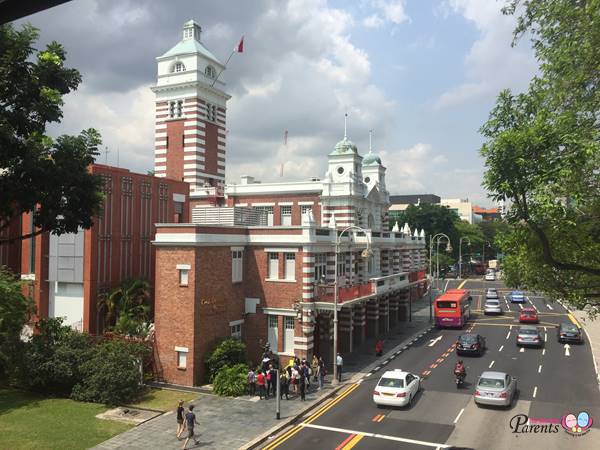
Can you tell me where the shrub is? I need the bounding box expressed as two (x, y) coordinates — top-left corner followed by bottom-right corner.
(213, 363), (248, 397)
(71, 340), (149, 405)
(22, 318), (93, 395)
(205, 338), (247, 382)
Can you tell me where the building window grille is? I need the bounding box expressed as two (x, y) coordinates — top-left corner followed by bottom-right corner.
(284, 253), (295, 280)
(206, 103), (217, 122)
(280, 205), (292, 226)
(169, 100), (183, 119)
(230, 323), (242, 339)
(268, 315), (278, 328)
(284, 316), (295, 329)
(300, 205), (312, 216)
(173, 62), (186, 73)
(205, 65), (216, 79)
(314, 253), (327, 283)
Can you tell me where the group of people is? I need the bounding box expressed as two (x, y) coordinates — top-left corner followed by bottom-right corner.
(247, 352), (330, 401)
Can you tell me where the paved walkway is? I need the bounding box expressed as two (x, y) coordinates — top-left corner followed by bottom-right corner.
(92, 297), (433, 450)
(572, 308), (600, 391)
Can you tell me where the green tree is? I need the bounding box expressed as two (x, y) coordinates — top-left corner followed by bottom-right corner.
(205, 338), (247, 382)
(0, 23), (104, 245)
(213, 363), (248, 397)
(98, 278), (151, 336)
(71, 340), (150, 405)
(22, 317), (93, 395)
(0, 267), (35, 382)
(477, 220), (510, 261)
(480, 1), (600, 309)
(391, 203), (460, 248)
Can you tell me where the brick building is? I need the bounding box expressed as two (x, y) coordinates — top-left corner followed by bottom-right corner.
(6, 164), (189, 334)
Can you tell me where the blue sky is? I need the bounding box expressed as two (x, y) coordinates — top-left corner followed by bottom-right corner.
(17, 0), (537, 206)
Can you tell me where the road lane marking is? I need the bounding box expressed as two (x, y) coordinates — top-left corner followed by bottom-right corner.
(510, 325), (513, 330)
(520, 347), (525, 353)
(303, 383), (360, 425)
(544, 333), (547, 342)
(458, 279), (467, 289)
(519, 304), (523, 310)
(499, 345), (504, 352)
(544, 326), (547, 331)
(374, 366), (381, 371)
(436, 358), (444, 363)
(430, 363), (438, 368)
(443, 353), (450, 357)
(300, 423), (451, 448)
(568, 313), (582, 328)
(489, 360), (495, 368)
(538, 365), (543, 373)
(357, 379), (364, 384)
(542, 349), (546, 356)
(547, 304), (553, 310)
(506, 331), (511, 339)
(428, 336), (443, 347)
(372, 415), (382, 422)
(453, 408), (465, 424)
(264, 425), (303, 450)
(335, 433), (357, 450)
(533, 386), (538, 398)
(564, 344), (571, 356)
(376, 415), (385, 423)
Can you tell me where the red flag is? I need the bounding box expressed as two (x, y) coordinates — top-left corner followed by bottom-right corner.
(235, 36), (244, 53)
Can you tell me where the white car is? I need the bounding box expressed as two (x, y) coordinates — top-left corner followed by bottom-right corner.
(373, 369), (421, 407)
(485, 270), (496, 281)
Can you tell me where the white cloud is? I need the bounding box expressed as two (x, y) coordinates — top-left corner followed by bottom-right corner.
(376, 0), (410, 25)
(363, 14), (384, 29)
(434, 0), (536, 110)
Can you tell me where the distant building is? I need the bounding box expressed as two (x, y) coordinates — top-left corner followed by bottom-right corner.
(388, 194), (441, 225)
(472, 206), (500, 221)
(10, 164), (189, 334)
(440, 198), (481, 224)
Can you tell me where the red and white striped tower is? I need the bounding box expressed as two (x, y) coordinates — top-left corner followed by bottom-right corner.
(152, 20), (231, 192)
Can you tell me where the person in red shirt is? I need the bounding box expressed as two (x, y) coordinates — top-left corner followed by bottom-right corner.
(256, 369), (266, 399)
(375, 340), (384, 357)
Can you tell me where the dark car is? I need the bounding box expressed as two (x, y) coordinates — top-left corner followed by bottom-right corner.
(558, 322), (584, 344)
(456, 333), (486, 356)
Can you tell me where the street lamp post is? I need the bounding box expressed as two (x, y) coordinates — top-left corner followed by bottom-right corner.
(333, 225), (372, 385)
(458, 237), (471, 280)
(482, 240), (491, 264)
(428, 233), (453, 321)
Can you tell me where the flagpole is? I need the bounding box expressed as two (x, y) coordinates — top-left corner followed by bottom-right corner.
(211, 49), (235, 87)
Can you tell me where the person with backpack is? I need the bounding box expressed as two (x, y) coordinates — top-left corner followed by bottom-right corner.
(256, 369), (266, 399)
(279, 370), (289, 400)
(247, 368), (256, 396)
(181, 404), (200, 449)
(311, 355), (319, 382)
(268, 364), (277, 397)
(299, 368), (307, 401)
(317, 356), (326, 390)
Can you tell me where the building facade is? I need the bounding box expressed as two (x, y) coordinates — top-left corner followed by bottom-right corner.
(440, 198), (481, 224)
(13, 165), (189, 334)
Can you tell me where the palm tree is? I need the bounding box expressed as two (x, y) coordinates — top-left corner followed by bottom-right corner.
(98, 278), (151, 333)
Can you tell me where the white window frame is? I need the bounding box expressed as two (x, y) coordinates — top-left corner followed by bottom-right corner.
(268, 252), (279, 279)
(314, 253), (327, 283)
(176, 350), (187, 369)
(230, 323), (242, 339)
(232, 250), (243, 283)
(179, 269), (189, 286)
(280, 205), (292, 226)
(174, 62), (185, 73)
(284, 253), (296, 280)
(205, 65), (216, 79)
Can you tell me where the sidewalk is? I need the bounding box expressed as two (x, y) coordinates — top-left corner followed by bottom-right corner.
(92, 298), (433, 450)
(571, 308), (600, 391)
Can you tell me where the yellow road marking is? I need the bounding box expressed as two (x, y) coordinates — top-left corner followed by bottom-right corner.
(342, 433), (365, 449)
(377, 415), (385, 423)
(568, 313), (581, 328)
(305, 383), (359, 424)
(263, 425), (303, 450)
(457, 279), (468, 289)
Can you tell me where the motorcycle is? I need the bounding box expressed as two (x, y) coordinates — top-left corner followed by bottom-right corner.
(454, 370), (466, 388)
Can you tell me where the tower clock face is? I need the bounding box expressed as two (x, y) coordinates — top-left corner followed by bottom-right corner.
(337, 167), (344, 174)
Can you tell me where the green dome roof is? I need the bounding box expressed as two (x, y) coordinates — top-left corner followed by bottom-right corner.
(362, 152), (381, 166)
(330, 137), (358, 155)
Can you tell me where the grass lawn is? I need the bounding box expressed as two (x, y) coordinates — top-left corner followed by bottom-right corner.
(0, 388), (132, 450)
(127, 388), (198, 412)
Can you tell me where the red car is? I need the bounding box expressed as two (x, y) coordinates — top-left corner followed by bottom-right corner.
(519, 307), (539, 323)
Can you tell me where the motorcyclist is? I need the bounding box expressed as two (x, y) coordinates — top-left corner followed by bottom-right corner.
(454, 360), (466, 381)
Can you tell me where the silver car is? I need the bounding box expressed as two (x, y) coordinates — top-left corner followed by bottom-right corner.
(474, 371), (517, 407)
(486, 289), (499, 300)
(516, 325), (543, 347)
(484, 299), (502, 315)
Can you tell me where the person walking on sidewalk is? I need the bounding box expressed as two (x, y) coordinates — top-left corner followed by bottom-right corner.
(375, 339), (384, 357)
(317, 356), (326, 389)
(182, 404), (200, 449)
(336, 353), (343, 382)
(247, 367), (256, 396)
(311, 355), (319, 382)
(291, 365), (300, 395)
(279, 370), (289, 400)
(175, 400), (185, 439)
(299, 369), (307, 401)
(268, 364), (277, 397)
(256, 369), (266, 399)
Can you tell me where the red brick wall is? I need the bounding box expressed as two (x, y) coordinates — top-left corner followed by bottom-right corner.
(0, 214), (21, 273)
(204, 122), (219, 176)
(165, 119), (186, 182)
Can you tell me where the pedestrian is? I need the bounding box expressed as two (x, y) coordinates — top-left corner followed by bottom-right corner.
(318, 356), (326, 389)
(256, 369), (266, 399)
(247, 367), (256, 396)
(311, 355), (319, 382)
(268, 364), (277, 397)
(375, 339), (384, 357)
(175, 400), (185, 439)
(182, 404), (199, 449)
(279, 370), (289, 400)
(266, 364), (274, 398)
(299, 369), (306, 401)
(336, 352), (343, 382)
(291, 365), (299, 395)
(300, 361), (310, 391)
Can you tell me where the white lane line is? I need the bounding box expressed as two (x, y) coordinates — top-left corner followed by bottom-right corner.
(544, 333), (547, 342)
(542, 349), (546, 356)
(510, 325), (513, 330)
(544, 326), (547, 332)
(520, 347), (525, 353)
(538, 364), (543, 373)
(506, 331), (511, 339)
(547, 304), (553, 310)
(519, 304), (523, 310)
(453, 408), (465, 424)
(301, 423), (451, 448)
(532, 304), (538, 311)
(499, 345), (504, 352)
(357, 379), (364, 384)
(489, 360), (495, 369)
(533, 386), (538, 398)
(374, 366), (381, 370)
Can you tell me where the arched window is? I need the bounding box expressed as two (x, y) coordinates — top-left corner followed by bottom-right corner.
(173, 62), (186, 73)
(205, 65), (216, 79)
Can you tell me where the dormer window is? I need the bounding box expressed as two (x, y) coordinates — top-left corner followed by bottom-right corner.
(183, 28), (193, 39)
(205, 65), (216, 79)
(173, 62), (185, 73)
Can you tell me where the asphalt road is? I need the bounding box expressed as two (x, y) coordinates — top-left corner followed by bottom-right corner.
(261, 278), (600, 450)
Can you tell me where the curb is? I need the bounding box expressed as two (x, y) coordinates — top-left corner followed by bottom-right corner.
(240, 322), (434, 450)
(557, 300), (600, 393)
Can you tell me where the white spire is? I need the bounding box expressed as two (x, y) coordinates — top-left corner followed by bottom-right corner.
(404, 223), (411, 236)
(369, 129), (373, 153)
(392, 221), (399, 232)
(344, 113), (348, 139)
(419, 229), (425, 239)
(413, 229), (419, 238)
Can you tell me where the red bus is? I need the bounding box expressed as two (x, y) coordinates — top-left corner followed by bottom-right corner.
(434, 289), (472, 328)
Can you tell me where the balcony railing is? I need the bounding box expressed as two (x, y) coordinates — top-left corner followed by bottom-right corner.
(314, 282), (374, 303)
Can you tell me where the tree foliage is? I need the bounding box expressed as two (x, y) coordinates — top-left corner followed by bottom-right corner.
(205, 338), (247, 382)
(71, 340), (149, 405)
(21, 318), (94, 395)
(213, 363), (248, 397)
(0, 23), (104, 245)
(479, 1), (600, 309)
(98, 278), (151, 336)
(0, 267), (35, 382)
